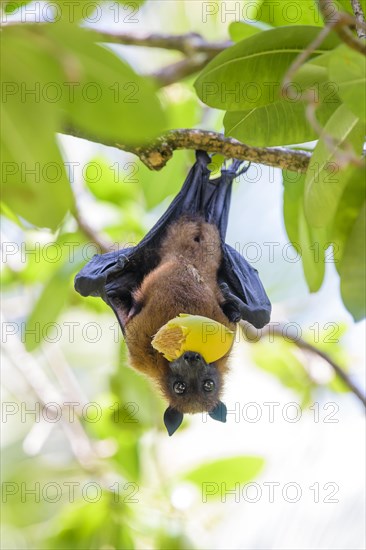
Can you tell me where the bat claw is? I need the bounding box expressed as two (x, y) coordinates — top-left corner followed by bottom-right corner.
(222, 303), (241, 323)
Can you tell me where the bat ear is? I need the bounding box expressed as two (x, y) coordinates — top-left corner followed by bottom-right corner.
(164, 407), (184, 436)
(209, 401), (227, 423)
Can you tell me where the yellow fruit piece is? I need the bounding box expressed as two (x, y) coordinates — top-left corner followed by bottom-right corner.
(151, 314), (234, 363)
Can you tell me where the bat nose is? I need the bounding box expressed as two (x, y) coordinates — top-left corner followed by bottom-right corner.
(183, 351), (203, 366)
(169, 351), (208, 374)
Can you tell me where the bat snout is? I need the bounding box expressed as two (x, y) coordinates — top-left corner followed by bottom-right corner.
(170, 351), (208, 373)
(182, 351), (204, 367)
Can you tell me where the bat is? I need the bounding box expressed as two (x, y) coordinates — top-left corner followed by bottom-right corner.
(75, 151), (271, 435)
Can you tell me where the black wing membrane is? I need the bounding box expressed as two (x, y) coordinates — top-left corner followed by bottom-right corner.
(220, 245), (271, 329)
(74, 150), (271, 330)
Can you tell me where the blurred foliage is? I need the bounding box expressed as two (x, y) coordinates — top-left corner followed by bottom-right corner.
(228, 20), (267, 42)
(1, 10), (165, 229)
(1, 1), (365, 549)
(252, 336), (317, 407)
(250, 323), (350, 407)
(182, 456), (265, 493)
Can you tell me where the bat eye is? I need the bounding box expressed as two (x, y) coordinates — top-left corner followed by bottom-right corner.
(203, 379), (215, 392)
(173, 381), (186, 394)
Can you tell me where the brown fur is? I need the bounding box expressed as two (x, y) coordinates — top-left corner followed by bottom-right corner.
(124, 217), (235, 410)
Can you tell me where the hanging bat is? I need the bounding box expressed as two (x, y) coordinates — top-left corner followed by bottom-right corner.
(75, 151), (271, 435)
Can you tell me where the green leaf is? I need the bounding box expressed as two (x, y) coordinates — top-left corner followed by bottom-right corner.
(283, 172), (303, 247)
(104, 218), (145, 243)
(1, 456), (82, 528)
(224, 64), (341, 146)
(53, 0), (91, 22)
(47, 494), (134, 550)
(207, 153), (226, 176)
(116, 0), (145, 5)
(0, 203), (23, 227)
(334, 0), (354, 14)
(24, 236), (86, 351)
(304, 104), (365, 228)
(308, 49), (335, 68)
(110, 343), (165, 431)
(328, 45), (366, 122)
(228, 21), (266, 42)
(283, 171), (327, 292)
(183, 456), (264, 494)
(2, 1), (32, 13)
(1, 19), (168, 227)
(160, 86), (201, 129)
(298, 207), (328, 292)
(86, 393), (142, 481)
(194, 26), (339, 111)
(84, 157), (138, 204)
(25, 270), (70, 352)
(258, 0), (322, 26)
(1, 25), (74, 230)
(331, 166), (366, 267)
(44, 22), (166, 144)
(155, 532), (194, 550)
(339, 202), (366, 321)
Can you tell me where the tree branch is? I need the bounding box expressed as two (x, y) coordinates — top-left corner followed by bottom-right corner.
(64, 128), (311, 173)
(97, 30), (231, 55)
(350, 0), (366, 39)
(255, 323), (366, 408)
(1, 316), (101, 468)
(282, 23), (336, 92)
(318, 0), (366, 55)
(74, 204), (111, 253)
(151, 54), (214, 87)
(97, 30), (230, 86)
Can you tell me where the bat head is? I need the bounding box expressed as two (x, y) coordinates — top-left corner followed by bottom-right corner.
(161, 351), (227, 436)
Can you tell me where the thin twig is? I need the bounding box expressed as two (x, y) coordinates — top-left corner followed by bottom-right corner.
(245, 322), (366, 408)
(42, 345), (89, 405)
(318, 0), (366, 55)
(74, 203), (111, 253)
(96, 31), (230, 86)
(151, 54), (214, 87)
(282, 23), (336, 94)
(1, 319), (101, 467)
(97, 30), (231, 55)
(350, 0), (366, 39)
(304, 90), (365, 167)
(290, 336), (366, 407)
(64, 128), (311, 173)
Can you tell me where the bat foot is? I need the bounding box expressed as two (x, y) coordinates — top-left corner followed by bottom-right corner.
(220, 282), (242, 322)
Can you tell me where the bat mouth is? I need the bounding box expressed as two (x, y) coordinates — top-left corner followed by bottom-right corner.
(165, 352), (223, 414)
